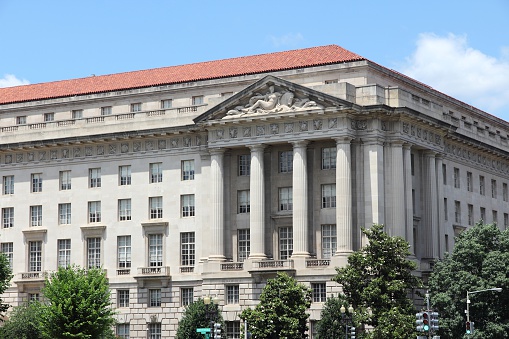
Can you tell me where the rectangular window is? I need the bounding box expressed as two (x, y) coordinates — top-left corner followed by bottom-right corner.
(148, 323), (161, 339)
(59, 170), (72, 190)
(57, 239), (71, 268)
(119, 166), (131, 186)
(31, 173), (43, 192)
(237, 229), (250, 262)
(238, 154), (250, 176)
(181, 160), (195, 180)
(3, 175), (14, 195)
(321, 184), (336, 208)
(30, 205), (43, 227)
(226, 285), (240, 304)
(480, 207), (486, 222)
(89, 168), (101, 188)
(130, 103), (142, 112)
(148, 234), (163, 267)
(181, 287), (194, 306)
(237, 190), (250, 214)
(504, 183), (508, 202)
(455, 201), (461, 223)
(2, 207), (14, 228)
(29, 241), (42, 272)
(442, 163), (446, 184)
(321, 147), (336, 170)
(311, 283), (327, 303)
(16, 116), (27, 124)
(149, 289), (161, 307)
(101, 106), (112, 116)
(117, 289), (130, 308)
(181, 232), (195, 266)
(192, 95), (203, 105)
(149, 197), (163, 219)
(480, 176), (485, 195)
(444, 198), (448, 221)
(72, 109), (83, 119)
(181, 195), (195, 217)
(161, 99), (172, 109)
(1, 243), (13, 269)
(321, 224), (337, 259)
(226, 321), (241, 339)
(87, 237), (101, 269)
(467, 172), (473, 192)
(44, 112), (54, 122)
(29, 293), (39, 302)
(504, 213), (509, 229)
(453, 168), (460, 188)
(58, 203), (71, 225)
(493, 210), (498, 224)
(468, 204), (474, 226)
(116, 323), (130, 339)
(149, 163), (163, 183)
(279, 187), (293, 211)
(279, 227), (293, 260)
(118, 199), (132, 221)
(88, 201), (101, 223)
(491, 179), (497, 198)
(411, 154), (415, 176)
(117, 236), (131, 268)
(279, 151), (293, 173)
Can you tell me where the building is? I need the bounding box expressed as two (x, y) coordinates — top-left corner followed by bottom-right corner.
(0, 45), (508, 338)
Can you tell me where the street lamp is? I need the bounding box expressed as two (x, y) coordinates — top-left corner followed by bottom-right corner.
(339, 305), (355, 339)
(204, 296), (220, 337)
(466, 288), (502, 323)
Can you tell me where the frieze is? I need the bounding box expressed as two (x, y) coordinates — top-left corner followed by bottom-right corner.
(62, 149), (70, 158)
(121, 143), (129, 153)
(109, 144), (116, 155)
(216, 129), (224, 140)
(5, 155), (12, 164)
(158, 140), (166, 149)
(39, 151), (46, 161)
(402, 122), (442, 146)
(229, 128), (238, 139)
(328, 118), (337, 129)
(97, 146), (104, 155)
(133, 142), (141, 152)
(313, 119), (323, 130)
(28, 152), (34, 162)
(74, 147), (81, 158)
(196, 136), (202, 146)
(351, 120), (367, 130)
(171, 139), (179, 148)
(85, 146), (93, 156)
(256, 126), (265, 136)
(284, 123), (294, 133)
(270, 124), (279, 134)
(17, 153), (23, 163)
(444, 141), (509, 175)
(184, 137), (191, 147)
(243, 127), (251, 138)
(50, 150), (57, 159)
(300, 121), (308, 132)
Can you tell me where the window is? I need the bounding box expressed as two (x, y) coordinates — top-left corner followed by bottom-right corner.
(504, 183), (508, 202)
(321, 184), (336, 208)
(119, 165), (131, 185)
(44, 112), (54, 122)
(181, 232), (195, 266)
(118, 236), (131, 268)
(238, 229), (250, 262)
(455, 201), (461, 223)
(181, 160), (195, 180)
(453, 168), (460, 188)
(504, 213), (509, 229)
(279, 187), (293, 211)
(148, 323), (161, 339)
(312, 283), (327, 303)
(72, 109), (83, 119)
(101, 106), (112, 115)
(150, 163), (163, 183)
(88, 201), (101, 223)
(161, 99), (172, 109)
(321, 147), (336, 170)
(324, 79), (338, 84)
(181, 287), (194, 306)
(480, 176), (485, 195)
(181, 195), (195, 217)
(226, 321), (241, 339)
(3, 175), (14, 195)
(480, 207), (486, 222)
(118, 199), (132, 221)
(237, 190), (250, 214)
(59, 170), (71, 190)
(1, 243), (13, 269)
(31, 173), (43, 192)
(468, 204), (474, 226)
(148, 234), (163, 267)
(29, 241), (42, 272)
(322, 224), (337, 259)
(226, 285), (239, 304)
(279, 151), (293, 173)
(411, 154), (415, 176)
(467, 172), (473, 192)
(491, 179), (497, 198)
(192, 95), (203, 105)
(149, 197), (163, 219)
(130, 103), (142, 112)
(2, 207), (14, 228)
(444, 198), (448, 221)
(16, 116), (27, 125)
(279, 227), (293, 260)
(58, 203), (71, 225)
(117, 323), (130, 339)
(493, 210), (498, 224)
(238, 154), (250, 176)
(29, 293), (40, 302)
(57, 239), (71, 268)
(442, 163), (446, 183)
(149, 289), (161, 307)
(30, 205), (43, 227)
(89, 168), (101, 188)
(117, 289), (130, 308)
(87, 237), (101, 269)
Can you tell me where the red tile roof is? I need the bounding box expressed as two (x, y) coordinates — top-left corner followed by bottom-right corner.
(0, 45), (365, 105)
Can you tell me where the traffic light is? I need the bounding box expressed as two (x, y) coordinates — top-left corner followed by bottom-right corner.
(430, 311), (439, 332)
(350, 326), (356, 339)
(416, 312), (424, 332)
(466, 321), (475, 334)
(213, 322), (222, 339)
(422, 311), (430, 332)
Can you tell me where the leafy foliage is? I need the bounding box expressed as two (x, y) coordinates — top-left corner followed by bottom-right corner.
(176, 298), (225, 339)
(429, 222), (509, 339)
(0, 301), (44, 339)
(316, 294), (353, 339)
(0, 252), (13, 315)
(40, 265), (116, 339)
(332, 224), (422, 339)
(240, 272), (311, 339)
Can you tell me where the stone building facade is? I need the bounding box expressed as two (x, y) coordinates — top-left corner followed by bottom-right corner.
(0, 45), (508, 338)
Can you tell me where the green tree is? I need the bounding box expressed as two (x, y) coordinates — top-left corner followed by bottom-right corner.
(40, 265), (116, 339)
(429, 222), (509, 339)
(240, 272), (312, 339)
(333, 224), (422, 339)
(316, 294), (352, 339)
(0, 301), (44, 339)
(176, 298), (225, 339)
(0, 252), (13, 315)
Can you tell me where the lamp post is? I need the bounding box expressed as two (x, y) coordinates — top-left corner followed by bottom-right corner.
(204, 296), (220, 338)
(339, 305), (354, 339)
(466, 287), (502, 323)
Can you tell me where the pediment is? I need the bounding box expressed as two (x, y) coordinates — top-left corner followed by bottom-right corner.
(194, 75), (353, 123)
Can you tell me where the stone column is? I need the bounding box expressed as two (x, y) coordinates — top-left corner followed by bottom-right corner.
(389, 142), (406, 238)
(363, 138), (385, 228)
(248, 144), (267, 260)
(403, 144), (414, 255)
(335, 137), (353, 255)
(209, 148), (226, 261)
(435, 154), (444, 259)
(291, 140), (310, 258)
(422, 151), (438, 260)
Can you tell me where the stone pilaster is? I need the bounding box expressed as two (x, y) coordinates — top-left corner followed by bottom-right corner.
(209, 148), (226, 261)
(403, 144), (414, 255)
(363, 138), (385, 228)
(389, 142), (405, 238)
(422, 151), (438, 260)
(248, 144), (267, 260)
(291, 140), (310, 258)
(435, 154), (444, 259)
(334, 137), (353, 255)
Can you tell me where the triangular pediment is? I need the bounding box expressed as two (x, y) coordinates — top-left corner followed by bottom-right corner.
(194, 75), (354, 123)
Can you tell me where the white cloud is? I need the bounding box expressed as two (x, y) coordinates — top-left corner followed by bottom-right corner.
(400, 33), (509, 120)
(269, 33), (304, 48)
(0, 74), (30, 88)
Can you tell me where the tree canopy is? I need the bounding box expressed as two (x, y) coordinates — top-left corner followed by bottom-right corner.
(429, 222), (509, 339)
(0, 301), (44, 339)
(176, 298), (225, 339)
(0, 252), (13, 315)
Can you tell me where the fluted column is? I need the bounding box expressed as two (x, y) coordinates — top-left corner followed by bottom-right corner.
(248, 144), (267, 260)
(335, 137), (353, 255)
(291, 140), (310, 258)
(363, 138), (385, 227)
(389, 142), (406, 238)
(403, 144), (414, 255)
(209, 148), (226, 261)
(422, 151), (438, 260)
(435, 155), (444, 258)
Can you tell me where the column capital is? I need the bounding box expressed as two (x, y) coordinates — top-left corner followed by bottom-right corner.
(248, 144), (266, 152)
(403, 143), (412, 150)
(333, 136), (353, 144)
(290, 140), (309, 148)
(208, 147), (226, 156)
(363, 136), (385, 146)
(423, 150), (437, 158)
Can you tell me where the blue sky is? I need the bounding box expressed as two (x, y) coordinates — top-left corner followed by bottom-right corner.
(1, 0), (508, 120)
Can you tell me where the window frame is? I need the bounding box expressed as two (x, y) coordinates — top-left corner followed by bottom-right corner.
(278, 187), (293, 211)
(29, 240), (42, 272)
(321, 224), (337, 259)
(149, 288), (161, 307)
(148, 234), (163, 267)
(181, 194), (195, 217)
(118, 199), (132, 221)
(57, 239), (71, 268)
(117, 236), (131, 269)
(30, 205), (43, 227)
(181, 287), (194, 306)
(149, 196), (163, 219)
(2, 207), (14, 228)
(87, 237), (101, 269)
(180, 232), (195, 266)
(89, 168), (101, 188)
(237, 229), (250, 262)
(226, 285), (240, 304)
(279, 151), (293, 173)
(3, 175), (14, 195)
(311, 282), (327, 303)
(321, 147), (337, 170)
(88, 201), (101, 223)
(59, 170), (72, 190)
(321, 184), (336, 208)
(149, 162), (163, 183)
(181, 160), (195, 181)
(117, 289), (130, 308)
(238, 154), (250, 176)
(31, 173), (43, 193)
(279, 227), (293, 260)
(119, 165), (132, 186)
(58, 203), (72, 225)
(237, 190), (250, 214)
